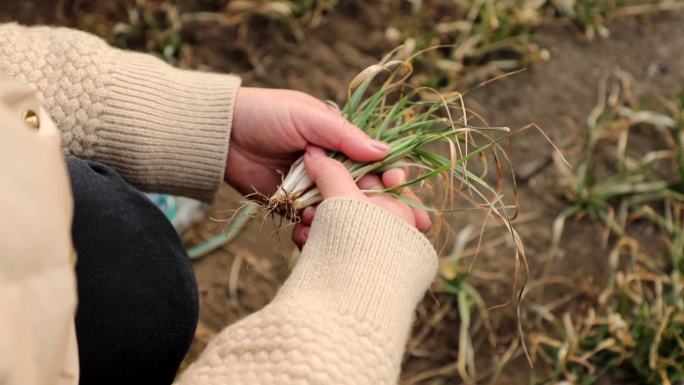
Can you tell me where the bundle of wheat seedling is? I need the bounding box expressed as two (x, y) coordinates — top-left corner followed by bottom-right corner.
(267, 48), (521, 227)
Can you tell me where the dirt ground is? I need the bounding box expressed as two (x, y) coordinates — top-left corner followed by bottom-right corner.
(185, 8), (684, 383)
(186, 9), (684, 383)
(3, 1), (684, 383)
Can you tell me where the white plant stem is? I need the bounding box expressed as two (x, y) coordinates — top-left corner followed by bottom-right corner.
(270, 156), (311, 203)
(269, 155), (369, 214)
(293, 188), (322, 210)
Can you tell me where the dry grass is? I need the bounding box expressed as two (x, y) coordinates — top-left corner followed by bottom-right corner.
(58, 0), (339, 65)
(387, 0), (684, 90)
(527, 71), (684, 384)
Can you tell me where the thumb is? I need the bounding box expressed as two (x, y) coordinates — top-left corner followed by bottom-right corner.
(304, 146), (366, 201)
(297, 104), (389, 162)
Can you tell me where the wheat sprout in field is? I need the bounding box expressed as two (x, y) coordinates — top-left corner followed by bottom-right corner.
(535, 72), (684, 384)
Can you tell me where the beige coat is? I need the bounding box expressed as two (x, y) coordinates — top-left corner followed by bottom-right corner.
(0, 23), (437, 385)
(0, 74), (79, 385)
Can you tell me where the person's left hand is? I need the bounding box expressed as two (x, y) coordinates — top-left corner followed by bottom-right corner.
(225, 87), (391, 197)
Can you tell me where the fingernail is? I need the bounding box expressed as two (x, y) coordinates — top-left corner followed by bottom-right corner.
(370, 140), (390, 152)
(306, 145), (326, 158)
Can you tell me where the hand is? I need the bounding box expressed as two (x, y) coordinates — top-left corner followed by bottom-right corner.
(226, 87), (391, 197)
(291, 146), (432, 247)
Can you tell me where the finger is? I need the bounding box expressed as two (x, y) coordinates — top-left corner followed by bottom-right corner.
(294, 101), (389, 162)
(292, 223), (310, 248)
(403, 188), (432, 232)
(379, 168), (429, 231)
(357, 174), (384, 191)
(301, 206), (316, 225)
(304, 145), (366, 200)
(382, 168), (406, 189)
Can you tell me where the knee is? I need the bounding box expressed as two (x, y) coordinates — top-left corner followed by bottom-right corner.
(67, 157), (198, 384)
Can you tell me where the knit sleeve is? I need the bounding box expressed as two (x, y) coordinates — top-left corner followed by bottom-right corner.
(175, 198), (438, 385)
(0, 23), (240, 201)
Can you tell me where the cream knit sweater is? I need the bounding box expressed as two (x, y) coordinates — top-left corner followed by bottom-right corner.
(0, 24), (437, 384)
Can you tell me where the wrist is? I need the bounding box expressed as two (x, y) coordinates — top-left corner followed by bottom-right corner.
(224, 86), (243, 183)
(276, 198), (437, 339)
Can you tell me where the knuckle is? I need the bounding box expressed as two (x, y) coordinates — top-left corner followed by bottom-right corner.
(333, 119), (354, 147)
(290, 90), (309, 99)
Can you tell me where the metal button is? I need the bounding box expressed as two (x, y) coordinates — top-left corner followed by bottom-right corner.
(69, 247), (78, 266)
(22, 110), (40, 130)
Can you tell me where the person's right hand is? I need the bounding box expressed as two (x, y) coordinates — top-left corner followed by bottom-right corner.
(291, 145), (431, 247)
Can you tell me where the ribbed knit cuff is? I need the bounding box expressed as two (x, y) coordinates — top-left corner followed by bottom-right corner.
(276, 198), (437, 342)
(99, 50), (241, 201)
